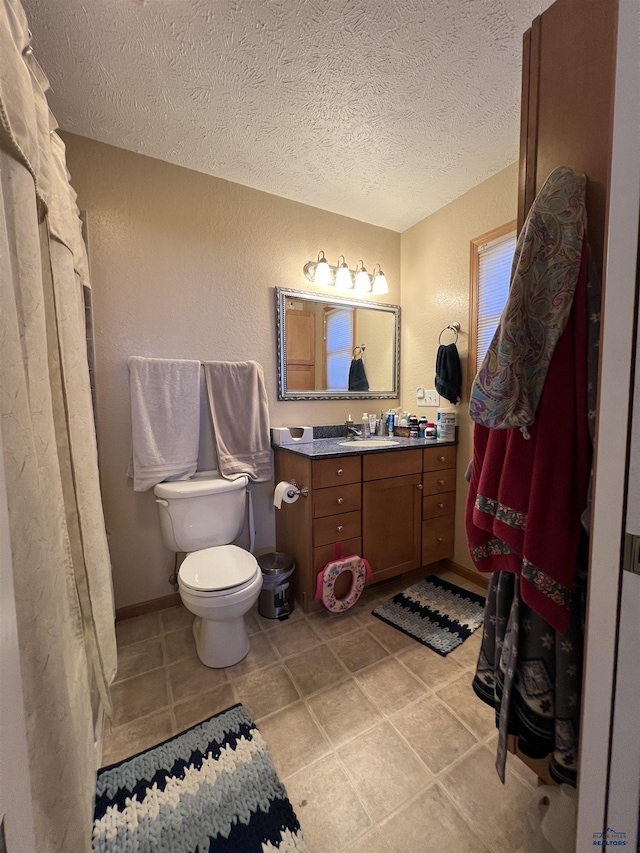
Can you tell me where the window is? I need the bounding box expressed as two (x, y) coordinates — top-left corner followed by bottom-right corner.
(324, 307), (354, 391)
(468, 221), (517, 391)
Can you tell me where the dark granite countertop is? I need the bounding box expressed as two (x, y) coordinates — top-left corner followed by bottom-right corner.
(273, 435), (457, 459)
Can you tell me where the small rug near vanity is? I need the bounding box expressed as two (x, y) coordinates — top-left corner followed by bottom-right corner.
(92, 703), (309, 853)
(372, 576), (485, 656)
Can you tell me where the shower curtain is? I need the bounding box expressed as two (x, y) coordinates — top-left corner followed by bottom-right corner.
(0, 2), (117, 850)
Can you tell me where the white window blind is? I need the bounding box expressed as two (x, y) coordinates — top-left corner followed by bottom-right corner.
(476, 231), (517, 366)
(325, 308), (353, 391)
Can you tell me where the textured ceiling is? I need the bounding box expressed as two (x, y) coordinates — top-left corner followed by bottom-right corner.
(23, 0), (551, 231)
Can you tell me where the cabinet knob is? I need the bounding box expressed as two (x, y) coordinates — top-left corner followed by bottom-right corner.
(416, 483), (423, 490)
(437, 536), (443, 542)
(337, 468), (344, 476)
(438, 479), (445, 485)
(337, 525), (344, 533)
(438, 456), (446, 462)
(438, 502), (444, 509)
(336, 497), (344, 505)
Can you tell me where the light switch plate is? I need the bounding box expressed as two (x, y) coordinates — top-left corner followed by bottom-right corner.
(417, 389), (439, 406)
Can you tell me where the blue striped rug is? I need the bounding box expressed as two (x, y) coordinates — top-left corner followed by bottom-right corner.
(93, 703), (308, 853)
(372, 575), (486, 656)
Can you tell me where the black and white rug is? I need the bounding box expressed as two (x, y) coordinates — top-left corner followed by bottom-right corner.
(93, 703), (309, 853)
(372, 575), (486, 656)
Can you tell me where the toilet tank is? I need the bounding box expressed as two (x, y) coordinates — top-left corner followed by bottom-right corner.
(154, 471), (249, 553)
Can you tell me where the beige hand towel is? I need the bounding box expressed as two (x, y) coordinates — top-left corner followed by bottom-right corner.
(127, 356), (201, 491)
(203, 361), (273, 483)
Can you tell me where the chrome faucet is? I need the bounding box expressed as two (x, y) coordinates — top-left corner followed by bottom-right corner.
(346, 423), (362, 440)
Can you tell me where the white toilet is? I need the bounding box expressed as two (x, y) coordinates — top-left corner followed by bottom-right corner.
(154, 471), (263, 668)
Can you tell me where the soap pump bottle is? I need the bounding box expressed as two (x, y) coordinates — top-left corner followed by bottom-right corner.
(361, 413), (369, 436)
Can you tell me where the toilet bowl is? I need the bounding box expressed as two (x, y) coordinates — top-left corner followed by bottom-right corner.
(153, 472), (262, 669)
(177, 544), (263, 668)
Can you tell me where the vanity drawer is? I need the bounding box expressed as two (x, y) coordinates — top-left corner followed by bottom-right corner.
(313, 538), (362, 575)
(313, 510), (362, 547)
(313, 456), (361, 489)
(423, 468), (456, 495)
(423, 491), (456, 520)
(423, 445), (457, 472)
(363, 449), (422, 481)
(421, 515), (455, 564)
(313, 483), (361, 518)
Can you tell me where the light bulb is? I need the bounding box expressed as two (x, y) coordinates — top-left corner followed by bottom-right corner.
(354, 262), (371, 293)
(335, 257), (353, 290)
(313, 251), (333, 286)
(372, 267), (388, 294)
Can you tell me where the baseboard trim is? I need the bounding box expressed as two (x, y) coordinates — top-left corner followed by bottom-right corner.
(115, 592), (181, 622)
(444, 559), (489, 590)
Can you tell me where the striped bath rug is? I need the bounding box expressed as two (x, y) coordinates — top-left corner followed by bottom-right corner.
(93, 703), (309, 853)
(372, 575), (486, 656)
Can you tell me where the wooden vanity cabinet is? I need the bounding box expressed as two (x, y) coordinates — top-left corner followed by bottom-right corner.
(274, 444), (457, 612)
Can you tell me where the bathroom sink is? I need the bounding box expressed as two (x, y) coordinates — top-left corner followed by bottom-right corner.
(338, 439), (399, 448)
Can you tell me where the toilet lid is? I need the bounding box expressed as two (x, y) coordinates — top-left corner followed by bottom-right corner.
(180, 545), (257, 592)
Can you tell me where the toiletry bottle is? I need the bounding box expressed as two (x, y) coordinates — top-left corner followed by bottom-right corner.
(387, 410), (395, 437)
(346, 414), (354, 437)
(409, 415), (419, 438)
(418, 415), (427, 438)
(361, 413), (369, 436)
(369, 413), (377, 436)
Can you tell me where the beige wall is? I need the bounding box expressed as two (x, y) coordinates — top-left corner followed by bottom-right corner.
(63, 133), (400, 609)
(400, 162), (519, 577)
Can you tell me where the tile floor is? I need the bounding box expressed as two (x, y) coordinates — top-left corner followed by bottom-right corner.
(105, 569), (538, 853)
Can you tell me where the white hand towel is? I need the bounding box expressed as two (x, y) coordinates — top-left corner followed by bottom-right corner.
(127, 356), (201, 491)
(203, 360), (273, 483)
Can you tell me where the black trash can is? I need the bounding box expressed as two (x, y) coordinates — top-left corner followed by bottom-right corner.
(257, 552), (295, 620)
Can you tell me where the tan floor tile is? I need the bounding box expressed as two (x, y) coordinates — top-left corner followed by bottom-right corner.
(440, 745), (531, 853)
(252, 604), (305, 632)
(115, 611), (162, 647)
(167, 655), (228, 704)
(286, 754), (371, 852)
(110, 668), (169, 727)
(101, 708), (174, 767)
(160, 604), (194, 633)
(345, 827), (391, 853)
(257, 702), (331, 779)
(285, 644), (350, 696)
(306, 607), (363, 640)
(114, 636), (164, 683)
(366, 618), (417, 653)
(340, 722), (431, 821)
(398, 643), (463, 689)
(307, 679), (382, 748)
(507, 753), (540, 788)
(436, 671), (496, 739)
(173, 684), (236, 732)
(244, 611), (262, 636)
(391, 694), (478, 774)
(163, 625), (197, 665)
(378, 784), (491, 853)
(232, 663), (299, 719)
(225, 632), (278, 679)
(356, 658), (425, 715)
(448, 630), (483, 670)
(266, 619), (321, 657)
(329, 629), (388, 673)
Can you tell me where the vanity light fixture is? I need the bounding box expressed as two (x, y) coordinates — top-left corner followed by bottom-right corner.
(353, 260), (372, 293)
(302, 253), (388, 295)
(371, 264), (389, 295)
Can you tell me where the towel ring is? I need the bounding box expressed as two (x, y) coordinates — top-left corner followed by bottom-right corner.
(352, 344), (366, 359)
(438, 323), (460, 345)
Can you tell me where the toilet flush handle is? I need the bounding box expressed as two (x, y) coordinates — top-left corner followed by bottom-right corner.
(155, 498), (169, 507)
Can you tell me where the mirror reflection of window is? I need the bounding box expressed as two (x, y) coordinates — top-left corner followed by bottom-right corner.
(324, 307), (354, 391)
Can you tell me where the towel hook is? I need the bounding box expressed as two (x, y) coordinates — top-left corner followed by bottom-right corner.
(352, 344), (366, 359)
(438, 323), (460, 345)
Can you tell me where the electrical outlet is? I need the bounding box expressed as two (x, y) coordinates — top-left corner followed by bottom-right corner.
(417, 389), (439, 406)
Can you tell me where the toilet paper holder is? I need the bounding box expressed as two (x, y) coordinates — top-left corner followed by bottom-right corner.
(287, 479), (309, 499)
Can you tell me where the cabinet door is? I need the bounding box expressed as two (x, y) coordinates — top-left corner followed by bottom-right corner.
(362, 473), (422, 583)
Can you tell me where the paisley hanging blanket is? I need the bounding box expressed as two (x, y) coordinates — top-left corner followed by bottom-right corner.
(470, 166), (587, 434)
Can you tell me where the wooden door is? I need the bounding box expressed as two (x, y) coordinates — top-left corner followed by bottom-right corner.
(362, 473), (422, 583)
(285, 309), (315, 391)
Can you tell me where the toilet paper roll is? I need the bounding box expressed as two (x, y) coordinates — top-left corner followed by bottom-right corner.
(274, 480), (300, 509)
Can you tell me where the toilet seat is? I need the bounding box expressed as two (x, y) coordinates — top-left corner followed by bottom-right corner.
(179, 544), (259, 597)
